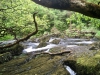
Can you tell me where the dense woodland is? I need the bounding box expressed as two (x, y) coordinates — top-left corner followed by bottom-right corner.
(0, 0), (100, 41)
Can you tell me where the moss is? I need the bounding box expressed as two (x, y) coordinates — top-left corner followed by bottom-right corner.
(76, 50), (100, 75)
(0, 52), (12, 64)
(94, 54), (100, 59)
(51, 39), (60, 44)
(49, 47), (66, 54)
(0, 44), (23, 56)
(0, 54), (70, 75)
(37, 42), (47, 48)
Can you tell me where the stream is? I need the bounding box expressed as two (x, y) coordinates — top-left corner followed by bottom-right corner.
(0, 35), (98, 75)
(22, 37), (95, 54)
(21, 37), (96, 75)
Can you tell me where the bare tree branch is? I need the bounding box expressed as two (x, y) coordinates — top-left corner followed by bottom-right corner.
(32, 0), (100, 19)
(0, 12), (38, 49)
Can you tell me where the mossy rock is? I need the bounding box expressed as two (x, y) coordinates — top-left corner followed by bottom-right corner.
(37, 42), (47, 48)
(76, 50), (100, 75)
(38, 34), (61, 43)
(0, 54), (70, 75)
(51, 39), (60, 44)
(0, 44), (23, 56)
(0, 52), (12, 64)
(89, 41), (100, 50)
(49, 47), (66, 53)
(38, 35), (51, 43)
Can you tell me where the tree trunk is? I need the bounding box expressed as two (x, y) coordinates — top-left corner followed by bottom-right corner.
(32, 0), (100, 19)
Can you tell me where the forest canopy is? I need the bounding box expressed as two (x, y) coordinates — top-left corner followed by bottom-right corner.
(0, 0), (100, 42)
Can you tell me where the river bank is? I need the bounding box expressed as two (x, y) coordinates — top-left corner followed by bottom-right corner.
(0, 34), (100, 75)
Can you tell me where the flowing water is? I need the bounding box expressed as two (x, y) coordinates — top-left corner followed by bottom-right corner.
(21, 37), (96, 75)
(0, 37), (97, 75)
(64, 65), (76, 75)
(22, 37), (95, 54)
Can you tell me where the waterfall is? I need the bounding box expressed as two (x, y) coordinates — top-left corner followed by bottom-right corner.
(64, 65), (76, 75)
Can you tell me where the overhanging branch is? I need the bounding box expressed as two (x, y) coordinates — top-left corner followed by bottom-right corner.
(32, 0), (100, 19)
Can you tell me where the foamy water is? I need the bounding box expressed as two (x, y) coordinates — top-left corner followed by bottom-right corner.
(23, 44), (57, 53)
(64, 65), (76, 75)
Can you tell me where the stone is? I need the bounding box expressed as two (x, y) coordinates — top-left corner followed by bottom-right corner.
(51, 39), (60, 44)
(37, 42), (47, 48)
(0, 54), (70, 75)
(0, 52), (12, 64)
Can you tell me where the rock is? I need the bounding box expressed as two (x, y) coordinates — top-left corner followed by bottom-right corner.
(89, 46), (98, 50)
(76, 50), (100, 75)
(0, 44), (23, 56)
(38, 35), (51, 43)
(89, 41), (100, 50)
(10, 44), (24, 56)
(37, 42), (47, 48)
(49, 46), (66, 54)
(37, 34), (61, 43)
(51, 38), (60, 44)
(0, 52), (12, 64)
(0, 54), (70, 75)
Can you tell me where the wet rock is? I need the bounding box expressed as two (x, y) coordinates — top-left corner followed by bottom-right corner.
(49, 46), (66, 54)
(38, 35), (51, 43)
(37, 42), (47, 48)
(89, 41), (100, 50)
(63, 60), (76, 72)
(51, 38), (60, 44)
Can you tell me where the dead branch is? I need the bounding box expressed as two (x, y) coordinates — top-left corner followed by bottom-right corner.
(32, 0), (100, 19)
(28, 50), (71, 57)
(0, 12), (38, 49)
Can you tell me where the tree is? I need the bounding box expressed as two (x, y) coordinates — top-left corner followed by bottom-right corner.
(32, 0), (100, 19)
(0, 12), (38, 49)
(0, 0), (36, 40)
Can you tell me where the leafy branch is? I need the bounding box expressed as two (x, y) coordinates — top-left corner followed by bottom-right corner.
(0, 12), (38, 49)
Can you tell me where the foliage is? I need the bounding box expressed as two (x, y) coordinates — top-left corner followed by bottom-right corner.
(95, 31), (100, 39)
(0, 0), (35, 40)
(0, 0), (100, 41)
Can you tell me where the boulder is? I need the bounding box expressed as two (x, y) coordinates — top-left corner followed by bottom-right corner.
(51, 38), (61, 44)
(37, 42), (47, 48)
(0, 44), (23, 56)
